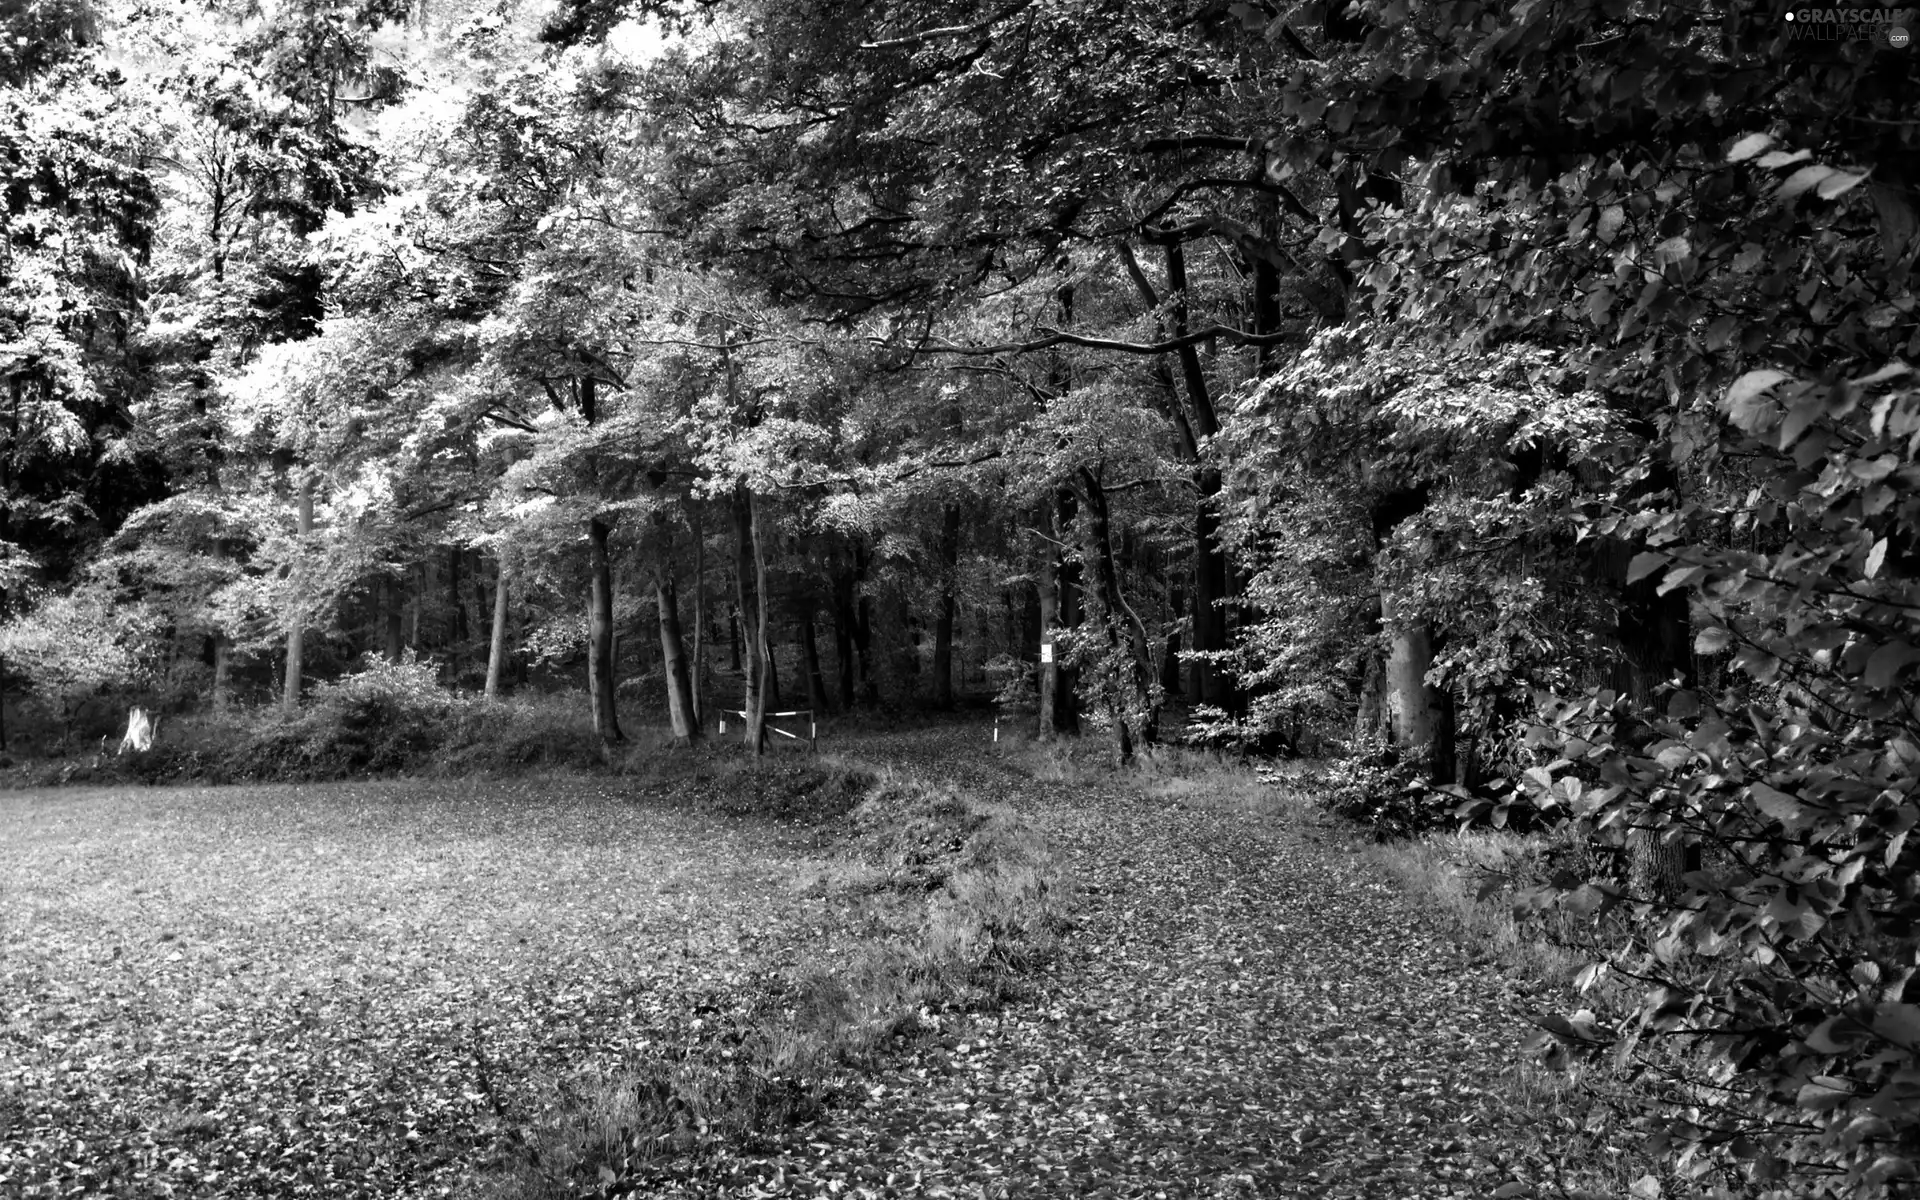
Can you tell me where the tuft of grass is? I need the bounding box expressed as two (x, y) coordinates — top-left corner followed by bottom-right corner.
(1360, 828), (1588, 983)
(485, 766), (1065, 1198)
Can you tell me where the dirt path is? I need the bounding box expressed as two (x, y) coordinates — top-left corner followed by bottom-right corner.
(715, 726), (1560, 1199)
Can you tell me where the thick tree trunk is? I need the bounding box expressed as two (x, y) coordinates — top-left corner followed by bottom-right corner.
(728, 603), (742, 671)
(586, 516), (623, 746)
(802, 614), (829, 717)
(281, 479), (313, 712)
(733, 484), (768, 752)
(1381, 591), (1437, 761)
(485, 562), (509, 700)
(933, 505), (959, 707)
(656, 570), (699, 743)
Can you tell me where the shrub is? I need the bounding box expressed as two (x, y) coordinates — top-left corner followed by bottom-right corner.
(1321, 744), (1462, 841)
(0, 592), (161, 743)
(299, 652), (459, 773)
(1499, 363), (1920, 1196)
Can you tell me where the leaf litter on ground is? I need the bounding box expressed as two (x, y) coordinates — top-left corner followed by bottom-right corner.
(4, 727), (1619, 1198)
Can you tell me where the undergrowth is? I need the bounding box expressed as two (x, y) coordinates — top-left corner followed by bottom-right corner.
(476, 768), (1064, 1198)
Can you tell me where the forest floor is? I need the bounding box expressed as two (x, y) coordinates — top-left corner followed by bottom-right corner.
(681, 725), (1618, 1200)
(1, 721), (1621, 1200)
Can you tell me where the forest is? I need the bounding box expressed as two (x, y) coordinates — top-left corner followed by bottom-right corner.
(2, 0), (1918, 1194)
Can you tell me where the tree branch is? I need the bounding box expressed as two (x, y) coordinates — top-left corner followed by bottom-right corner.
(904, 322), (1305, 358)
(861, 0), (1032, 49)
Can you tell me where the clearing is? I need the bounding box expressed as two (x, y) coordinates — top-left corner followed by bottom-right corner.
(2, 729), (1588, 1199)
(0, 774), (836, 1197)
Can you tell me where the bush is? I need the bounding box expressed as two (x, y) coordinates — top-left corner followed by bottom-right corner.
(1321, 745), (1462, 841)
(1502, 363), (1920, 1196)
(0, 592), (161, 743)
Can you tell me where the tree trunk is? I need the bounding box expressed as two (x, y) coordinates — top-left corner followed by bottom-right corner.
(933, 504), (959, 708)
(485, 561), (509, 700)
(750, 496), (774, 754)
(728, 603), (742, 671)
(383, 574), (405, 662)
(281, 478), (313, 712)
(895, 597), (921, 701)
(802, 613), (829, 716)
(1162, 584), (1185, 698)
(691, 509), (705, 730)
(656, 569), (699, 743)
(1038, 532), (1061, 737)
(734, 484), (767, 752)
(1192, 472), (1232, 708)
(1381, 591), (1437, 762)
(1080, 469), (1157, 761)
(832, 559), (858, 710)
(586, 516), (622, 746)
(1354, 599), (1387, 748)
(1053, 488), (1083, 734)
(211, 634), (231, 714)
(410, 557), (430, 651)
(448, 545), (467, 680)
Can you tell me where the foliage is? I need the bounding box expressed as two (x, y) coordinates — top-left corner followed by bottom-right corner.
(1322, 741), (1468, 842)
(1496, 361), (1920, 1196)
(0, 590), (160, 733)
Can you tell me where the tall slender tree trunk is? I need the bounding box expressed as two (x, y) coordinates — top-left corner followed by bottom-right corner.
(832, 559), (858, 710)
(1080, 469), (1157, 761)
(895, 597), (921, 702)
(750, 497), (774, 754)
(211, 635), (231, 714)
(485, 562), (509, 700)
(728, 603), (742, 671)
(656, 569), (699, 743)
(691, 509), (705, 730)
(1192, 474), (1231, 707)
(410, 558), (430, 651)
(1162, 584), (1185, 698)
(802, 614), (829, 716)
(1053, 488), (1083, 735)
(733, 484), (767, 752)
(282, 478), (313, 712)
(1354, 596), (1387, 745)
(1038, 531), (1060, 737)
(586, 516), (622, 746)
(447, 546), (467, 680)
(383, 574), (405, 662)
(933, 504), (959, 708)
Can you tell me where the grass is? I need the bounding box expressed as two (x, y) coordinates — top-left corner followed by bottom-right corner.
(477, 769), (1065, 1198)
(0, 770), (874, 1198)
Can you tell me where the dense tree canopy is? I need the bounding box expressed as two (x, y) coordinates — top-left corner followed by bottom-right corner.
(3, 0), (1916, 1192)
